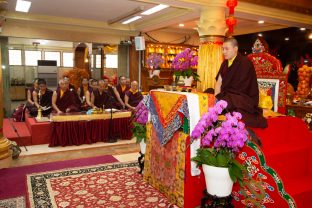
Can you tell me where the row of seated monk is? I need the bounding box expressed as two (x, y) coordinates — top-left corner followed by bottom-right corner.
(26, 76), (143, 117)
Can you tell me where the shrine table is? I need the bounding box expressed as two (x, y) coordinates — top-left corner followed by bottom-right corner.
(49, 111), (132, 147)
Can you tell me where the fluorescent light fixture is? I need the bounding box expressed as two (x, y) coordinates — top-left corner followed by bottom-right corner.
(16, 0), (31, 13)
(122, 16), (142, 24)
(258, 20), (264, 24)
(141, 4), (169, 15)
(179, 23), (184, 27)
(300, 28), (306, 31)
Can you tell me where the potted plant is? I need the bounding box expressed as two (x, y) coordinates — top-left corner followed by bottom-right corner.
(191, 100), (248, 197)
(171, 48), (199, 86)
(132, 100), (148, 154)
(146, 53), (164, 78)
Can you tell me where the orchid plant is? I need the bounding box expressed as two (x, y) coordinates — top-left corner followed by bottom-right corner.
(171, 48), (199, 82)
(191, 100), (248, 185)
(146, 53), (164, 71)
(132, 101), (148, 143)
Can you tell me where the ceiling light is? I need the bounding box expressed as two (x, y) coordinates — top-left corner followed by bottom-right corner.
(285, 37), (289, 41)
(258, 20), (264, 24)
(15, 0), (31, 13)
(122, 16), (142, 24)
(258, 33), (263, 37)
(108, 7), (144, 25)
(141, 4), (169, 15)
(309, 33), (312, 39)
(300, 28), (306, 31)
(179, 23), (184, 27)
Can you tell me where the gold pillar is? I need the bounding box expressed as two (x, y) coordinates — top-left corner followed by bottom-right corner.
(197, 1), (227, 92)
(0, 43), (12, 168)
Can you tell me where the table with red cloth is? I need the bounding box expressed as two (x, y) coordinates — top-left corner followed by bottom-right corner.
(143, 91), (296, 208)
(49, 111), (132, 147)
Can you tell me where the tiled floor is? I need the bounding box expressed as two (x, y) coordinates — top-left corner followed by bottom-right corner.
(11, 138), (140, 167)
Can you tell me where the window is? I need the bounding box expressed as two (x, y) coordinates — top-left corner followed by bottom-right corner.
(105, 54), (118, 68)
(44, 51), (61, 66)
(25, 50), (42, 66)
(63, 52), (73, 67)
(95, 54), (101, 68)
(9, 50), (22, 65)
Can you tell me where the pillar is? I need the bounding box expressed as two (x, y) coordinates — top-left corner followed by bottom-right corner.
(0, 44), (12, 169)
(197, 1), (228, 92)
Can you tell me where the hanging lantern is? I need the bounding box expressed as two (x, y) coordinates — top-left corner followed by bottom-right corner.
(226, 16), (237, 34)
(227, 0), (238, 14)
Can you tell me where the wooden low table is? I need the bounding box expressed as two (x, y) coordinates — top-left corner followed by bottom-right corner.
(286, 104), (312, 118)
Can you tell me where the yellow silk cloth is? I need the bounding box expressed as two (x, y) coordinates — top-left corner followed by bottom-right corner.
(196, 92), (216, 116)
(51, 111), (131, 122)
(197, 42), (224, 92)
(150, 91), (186, 128)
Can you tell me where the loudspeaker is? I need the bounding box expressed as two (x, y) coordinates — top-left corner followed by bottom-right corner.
(134, 36), (145, 51)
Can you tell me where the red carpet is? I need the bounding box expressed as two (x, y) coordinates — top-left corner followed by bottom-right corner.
(27, 162), (173, 208)
(0, 155), (117, 200)
(252, 116), (312, 208)
(3, 118), (31, 146)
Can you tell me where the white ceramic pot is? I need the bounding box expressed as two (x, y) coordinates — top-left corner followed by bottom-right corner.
(202, 164), (234, 197)
(139, 140), (146, 154)
(152, 69), (160, 77)
(183, 76), (194, 87)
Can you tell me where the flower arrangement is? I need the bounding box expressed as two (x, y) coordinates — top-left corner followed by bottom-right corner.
(146, 53), (164, 71)
(171, 48), (199, 82)
(191, 100), (248, 185)
(132, 101), (148, 143)
(63, 67), (90, 90)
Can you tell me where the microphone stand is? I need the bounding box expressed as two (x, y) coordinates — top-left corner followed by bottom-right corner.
(108, 95), (117, 143)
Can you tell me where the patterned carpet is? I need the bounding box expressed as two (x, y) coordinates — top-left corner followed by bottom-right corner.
(27, 162), (174, 208)
(0, 196), (25, 208)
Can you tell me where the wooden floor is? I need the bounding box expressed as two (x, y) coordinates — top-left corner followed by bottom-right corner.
(11, 138), (140, 167)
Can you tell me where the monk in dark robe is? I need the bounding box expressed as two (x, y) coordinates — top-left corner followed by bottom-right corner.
(91, 80), (110, 109)
(26, 78), (39, 115)
(103, 78), (125, 109)
(86, 79), (98, 107)
(125, 81), (143, 111)
(32, 79), (53, 116)
(215, 38), (267, 128)
(77, 77), (92, 111)
(52, 79), (81, 114)
(116, 76), (130, 103)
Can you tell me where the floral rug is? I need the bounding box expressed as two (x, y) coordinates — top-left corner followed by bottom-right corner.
(0, 196), (25, 208)
(27, 162), (174, 208)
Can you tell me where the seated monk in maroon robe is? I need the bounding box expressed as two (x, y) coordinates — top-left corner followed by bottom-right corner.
(52, 79), (81, 114)
(103, 78), (125, 109)
(91, 80), (110, 109)
(116, 76), (130, 103)
(77, 77), (93, 111)
(32, 79), (53, 117)
(215, 38), (267, 128)
(125, 81), (143, 111)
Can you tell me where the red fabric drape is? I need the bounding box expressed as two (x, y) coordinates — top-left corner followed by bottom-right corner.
(50, 117), (132, 147)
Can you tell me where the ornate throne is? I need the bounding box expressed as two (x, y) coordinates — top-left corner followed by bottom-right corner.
(247, 38), (289, 114)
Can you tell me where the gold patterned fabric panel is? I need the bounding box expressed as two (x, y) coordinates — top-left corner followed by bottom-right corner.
(144, 123), (187, 207)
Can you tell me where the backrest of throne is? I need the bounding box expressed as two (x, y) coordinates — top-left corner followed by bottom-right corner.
(247, 52), (288, 114)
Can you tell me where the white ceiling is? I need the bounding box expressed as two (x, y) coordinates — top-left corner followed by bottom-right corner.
(7, 0), (291, 34)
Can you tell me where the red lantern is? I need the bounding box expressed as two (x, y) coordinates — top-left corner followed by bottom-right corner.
(227, 0), (238, 14)
(226, 16), (237, 34)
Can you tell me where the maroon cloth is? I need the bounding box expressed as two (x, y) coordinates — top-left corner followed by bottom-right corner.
(125, 90), (143, 108)
(93, 89), (110, 109)
(26, 87), (38, 114)
(79, 85), (93, 99)
(116, 84), (130, 102)
(56, 88), (81, 112)
(216, 53), (267, 128)
(50, 117), (132, 147)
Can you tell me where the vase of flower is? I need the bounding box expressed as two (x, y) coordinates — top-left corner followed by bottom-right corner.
(202, 164), (234, 197)
(147, 53), (164, 78)
(152, 69), (161, 77)
(183, 76), (194, 86)
(139, 140), (146, 154)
